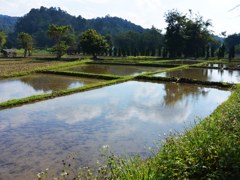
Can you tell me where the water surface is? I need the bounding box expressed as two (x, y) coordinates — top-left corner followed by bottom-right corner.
(63, 64), (163, 76)
(154, 68), (240, 83)
(0, 81), (230, 179)
(0, 74), (104, 102)
(207, 63), (240, 69)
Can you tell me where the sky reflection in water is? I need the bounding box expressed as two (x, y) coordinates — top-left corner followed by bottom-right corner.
(0, 74), (104, 102)
(64, 64), (163, 76)
(0, 81), (230, 179)
(154, 68), (240, 83)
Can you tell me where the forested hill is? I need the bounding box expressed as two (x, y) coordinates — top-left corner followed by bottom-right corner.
(0, 15), (18, 33)
(15, 7), (144, 34)
(6, 6), (145, 48)
(86, 16), (144, 35)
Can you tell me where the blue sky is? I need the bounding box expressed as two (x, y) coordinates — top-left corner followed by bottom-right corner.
(0, 0), (239, 35)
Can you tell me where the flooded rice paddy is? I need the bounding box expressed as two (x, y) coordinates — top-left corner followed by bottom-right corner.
(0, 80), (230, 179)
(63, 64), (163, 76)
(154, 68), (240, 83)
(0, 74), (105, 102)
(207, 63), (240, 69)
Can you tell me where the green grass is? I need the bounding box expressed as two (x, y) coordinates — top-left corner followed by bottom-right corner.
(16, 48), (53, 57)
(49, 84), (239, 179)
(88, 61), (178, 68)
(152, 85), (240, 179)
(135, 75), (234, 88)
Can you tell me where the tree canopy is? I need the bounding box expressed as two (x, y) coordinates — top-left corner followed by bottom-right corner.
(18, 32), (33, 57)
(10, 7), (144, 48)
(0, 15), (18, 33)
(164, 10), (212, 58)
(224, 33), (240, 49)
(113, 27), (163, 56)
(2, 6), (240, 59)
(0, 31), (7, 49)
(48, 24), (70, 59)
(79, 29), (109, 58)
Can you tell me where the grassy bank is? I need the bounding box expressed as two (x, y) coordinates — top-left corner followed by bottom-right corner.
(52, 84), (239, 179)
(135, 75), (234, 88)
(88, 61), (178, 68)
(151, 84), (240, 179)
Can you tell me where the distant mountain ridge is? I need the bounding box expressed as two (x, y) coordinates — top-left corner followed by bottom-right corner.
(0, 15), (18, 33)
(2, 6), (145, 48)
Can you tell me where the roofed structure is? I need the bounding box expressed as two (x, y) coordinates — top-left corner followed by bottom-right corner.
(1, 49), (17, 57)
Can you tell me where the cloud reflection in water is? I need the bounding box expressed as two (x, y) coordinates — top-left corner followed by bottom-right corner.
(0, 81), (231, 179)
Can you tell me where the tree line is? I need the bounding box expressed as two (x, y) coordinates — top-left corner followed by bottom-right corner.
(1, 7), (240, 59)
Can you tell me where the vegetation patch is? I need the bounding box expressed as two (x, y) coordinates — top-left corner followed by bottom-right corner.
(151, 84), (240, 179)
(35, 57), (80, 61)
(88, 61), (178, 68)
(88, 58), (180, 64)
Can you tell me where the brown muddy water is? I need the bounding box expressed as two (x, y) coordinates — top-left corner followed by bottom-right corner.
(154, 68), (240, 83)
(0, 73), (105, 102)
(62, 64), (164, 76)
(0, 81), (230, 179)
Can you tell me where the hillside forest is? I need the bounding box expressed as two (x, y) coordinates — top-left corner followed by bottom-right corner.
(0, 6), (240, 59)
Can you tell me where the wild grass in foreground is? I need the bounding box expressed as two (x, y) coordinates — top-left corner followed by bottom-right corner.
(38, 85), (240, 179)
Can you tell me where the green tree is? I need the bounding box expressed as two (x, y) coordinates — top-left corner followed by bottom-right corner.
(183, 13), (212, 58)
(206, 44), (210, 59)
(217, 44), (225, 59)
(18, 32), (33, 57)
(62, 32), (77, 54)
(48, 24), (70, 59)
(224, 33), (240, 49)
(114, 31), (140, 56)
(228, 46), (235, 61)
(164, 10), (186, 58)
(105, 34), (113, 56)
(164, 10), (212, 58)
(113, 28), (163, 57)
(79, 29), (109, 59)
(0, 31), (7, 49)
(140, 27), (163, 56)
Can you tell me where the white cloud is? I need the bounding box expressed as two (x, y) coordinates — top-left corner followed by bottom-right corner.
(105, 85), (192, 124)
(106, 104), (192, 125)
(56, 106), (103, 124)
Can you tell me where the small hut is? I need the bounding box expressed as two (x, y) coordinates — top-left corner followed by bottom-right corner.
(1, 49), (17, 58)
